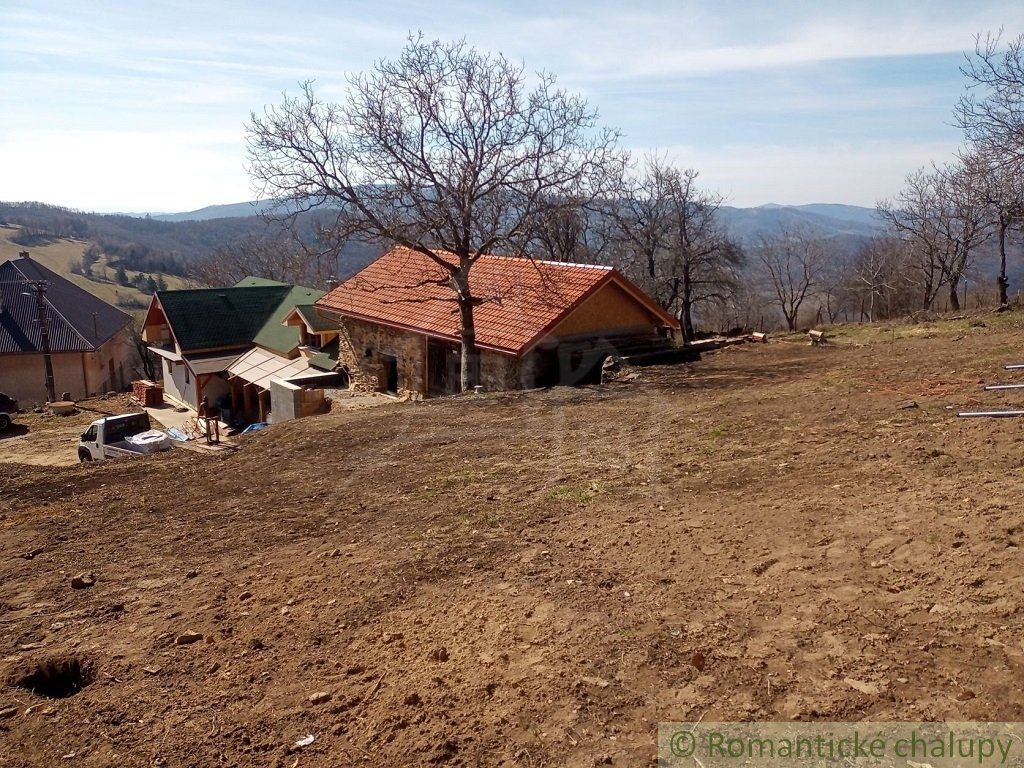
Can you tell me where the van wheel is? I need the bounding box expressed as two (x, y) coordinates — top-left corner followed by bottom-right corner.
(78, 450), (92, 463)
(0, 414), (9, 431)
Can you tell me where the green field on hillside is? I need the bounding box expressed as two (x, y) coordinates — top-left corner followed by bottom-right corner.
(0, 225), (188, 314)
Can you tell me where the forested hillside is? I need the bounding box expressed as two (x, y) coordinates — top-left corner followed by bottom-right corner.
(0, 202), (378, 288)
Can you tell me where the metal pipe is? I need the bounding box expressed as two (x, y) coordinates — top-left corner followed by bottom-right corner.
(984, 384), (1024, 390)
(1005, 364), (1024, 370)
(958, 410), (1024, 418)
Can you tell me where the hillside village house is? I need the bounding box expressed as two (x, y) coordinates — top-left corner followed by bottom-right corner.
(314, 247), (680, 397)
(0, 254), (133, 405)
(142, 278), (340, 423)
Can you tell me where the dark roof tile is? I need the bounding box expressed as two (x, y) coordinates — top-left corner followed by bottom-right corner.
(155, 286), (293, 353)
(0, 258), (131, 354)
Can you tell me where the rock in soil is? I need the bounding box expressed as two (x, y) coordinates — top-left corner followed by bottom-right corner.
(69, 573), (95, 589)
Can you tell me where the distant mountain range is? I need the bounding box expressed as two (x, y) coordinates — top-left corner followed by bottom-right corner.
(716, 203), (884, 243)
(150, 201), (276, 222)
(150, 200), (887, 244)
(0, 198), (888, 296)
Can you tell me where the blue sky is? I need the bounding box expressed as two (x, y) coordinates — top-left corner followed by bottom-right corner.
(1, 0), (1021, 212)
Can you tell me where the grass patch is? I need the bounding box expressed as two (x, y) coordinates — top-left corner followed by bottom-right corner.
(433, 470), (485, 489)
(706, 423), (731, 441)
(546, 483), (596, 503)
(805, 307), (1024, 346)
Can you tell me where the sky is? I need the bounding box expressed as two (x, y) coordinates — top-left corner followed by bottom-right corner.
(1, 0), (1022, 213)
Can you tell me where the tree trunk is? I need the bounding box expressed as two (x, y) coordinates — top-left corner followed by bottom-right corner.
(680, 267), (694, 344)
(948, 278), (961, 312)
(453, 268), (480, 392)
(998, 219), (1009, 306)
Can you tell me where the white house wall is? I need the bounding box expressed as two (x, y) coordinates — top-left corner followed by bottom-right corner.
(161, 357), (196, 408)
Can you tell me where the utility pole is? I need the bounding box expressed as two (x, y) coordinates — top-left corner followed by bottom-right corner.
(33, 281), (57, 403)
(18, 251), (56, 403)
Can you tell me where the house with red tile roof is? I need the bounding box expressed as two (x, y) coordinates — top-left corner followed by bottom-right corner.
(314, 247), (681, 396)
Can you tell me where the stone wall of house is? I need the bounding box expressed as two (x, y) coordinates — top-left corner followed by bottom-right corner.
(479, 351), (524, 392)
(336, 316), (426, 396)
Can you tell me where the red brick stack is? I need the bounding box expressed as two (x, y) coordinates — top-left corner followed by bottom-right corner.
(132, 379), (164, 407)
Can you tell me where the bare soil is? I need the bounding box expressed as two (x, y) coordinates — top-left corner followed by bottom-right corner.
(3, 319), (1024, 767)
(0, 396), (139, 467)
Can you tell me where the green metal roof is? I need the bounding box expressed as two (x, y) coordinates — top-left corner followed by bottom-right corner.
(156, 286), (292, 353)
(234, 276), (290, 288)
(252, 286), (325, 355)
(308, 340), (339, 371)
(156, 278), (325, 355)
(292, 304), (338, 333)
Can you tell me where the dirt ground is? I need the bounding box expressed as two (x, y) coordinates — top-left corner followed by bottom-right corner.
(4, 315), (1024, 767)
(0, 396), (139, 467)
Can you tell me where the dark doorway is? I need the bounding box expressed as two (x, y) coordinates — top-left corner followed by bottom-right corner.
(427, 339), (460, 396)
(531, 344), (609, 388)
(381, 353), (399, 394)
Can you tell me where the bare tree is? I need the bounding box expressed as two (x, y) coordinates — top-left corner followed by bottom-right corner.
(612, 157), (743, 342)
(972, 152), (1024, 305)
(529, 206), (615, 265)
(845, 236), (918, 322)
(958, 32), (1024, 168)
(127, 321), (157, 381)
(247, 36), (624, 391)
(754, 227), (825, 331)
(189, 231), (342, 288)
(878, 159), (991, 311)
(935, 157), (993, 310)
(818, 248), (855, 324)
(667, 171), (744, 342)
(877, 168), (947, 309)
(608, 155), (677, 296)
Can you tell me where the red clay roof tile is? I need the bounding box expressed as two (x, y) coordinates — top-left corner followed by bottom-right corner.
(316, 247), (674, 355)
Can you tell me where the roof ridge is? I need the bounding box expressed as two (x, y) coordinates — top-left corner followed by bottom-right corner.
(480, 253), (613, 270)
(159, 284), (292, 296)
(390, 245), (613, 271)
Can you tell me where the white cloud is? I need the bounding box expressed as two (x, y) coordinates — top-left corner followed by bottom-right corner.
(1, 0), (1019, 210)
(649, 139), (962, 206)
(0, 130), (254, 212)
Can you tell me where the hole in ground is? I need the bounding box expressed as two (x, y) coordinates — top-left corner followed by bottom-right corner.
(14, 655), (95, 699)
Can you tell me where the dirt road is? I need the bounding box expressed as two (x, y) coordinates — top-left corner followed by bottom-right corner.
(3, 320), (1024, 766)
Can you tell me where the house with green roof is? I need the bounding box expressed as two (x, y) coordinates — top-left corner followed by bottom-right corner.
(142, 278), (340, 422)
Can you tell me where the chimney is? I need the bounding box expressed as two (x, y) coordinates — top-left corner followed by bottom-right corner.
(18, 250), (30, 260)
